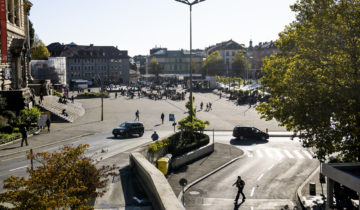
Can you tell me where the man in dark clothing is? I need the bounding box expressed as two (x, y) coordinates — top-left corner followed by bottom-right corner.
(21, 127), (28, 147)
(46, 118), (51, 132)
(135, 110), (140, 121)
(232, 176), (246, 203)
(161, 113), (165, 124)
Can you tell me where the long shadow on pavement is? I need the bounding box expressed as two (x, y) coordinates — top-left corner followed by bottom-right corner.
(229, 138), (268, 146)
(119, 166), (151, 207)
(106, 136), (138, 140)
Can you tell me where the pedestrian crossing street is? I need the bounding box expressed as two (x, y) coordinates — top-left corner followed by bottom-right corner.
(243, 148), (314, 159)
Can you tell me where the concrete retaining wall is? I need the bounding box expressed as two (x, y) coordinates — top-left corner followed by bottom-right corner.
(129, 152), (184, 210)
(171, 143), (214, 169)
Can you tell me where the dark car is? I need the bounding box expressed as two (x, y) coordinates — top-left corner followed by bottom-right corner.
(112, 121), (144, 138)
(233, 126), (269, 140)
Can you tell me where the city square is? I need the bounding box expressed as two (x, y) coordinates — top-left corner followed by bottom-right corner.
(0, 0), (359, 209)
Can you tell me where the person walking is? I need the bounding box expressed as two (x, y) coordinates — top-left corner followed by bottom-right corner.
(46, 118), (51, 133)
(233, 176), (246, 203)
(200, 102), (203, 110)
(20, 126), (28, 147)
(135, 110), (140, 121)
(115, 92), (118, 98)
(71, 95), (74, 103)
(40, 93), (44, 104)
(161, 113), (165, 124)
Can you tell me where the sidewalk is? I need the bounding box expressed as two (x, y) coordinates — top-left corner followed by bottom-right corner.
(167, 143), (244, 197)
(297, 167), (327, 210)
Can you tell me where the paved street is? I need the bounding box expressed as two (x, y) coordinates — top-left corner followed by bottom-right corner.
(182, 134), (319, 209)
(0, 91), (303, 209)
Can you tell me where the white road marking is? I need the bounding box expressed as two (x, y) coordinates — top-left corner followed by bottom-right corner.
(294, 150), (305, 159)
(257, 173), (264, 181)
(283, 150), (295, 158)
(9, 165), (28, 172)
(250, 187), (255, 197)
(251, 207), (254, 210)
(273, 149), (284, 159)
(267, 164), (275, 170)
(264, 149), (274, 158)
(302, 150), (313, 159)
(247, 150), (253, 158)
(256, 150), (264, 158)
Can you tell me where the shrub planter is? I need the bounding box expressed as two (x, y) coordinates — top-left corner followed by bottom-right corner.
(75, 92), (109, 99)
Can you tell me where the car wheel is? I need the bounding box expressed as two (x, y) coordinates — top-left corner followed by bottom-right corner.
(239, 136), (244, 140)
(139, 131), (144, 137)
(114, 134), (118, 138)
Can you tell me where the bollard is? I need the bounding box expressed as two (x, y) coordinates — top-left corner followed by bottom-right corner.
(266, 128), (268, 133)
(309, 182), (316, 196)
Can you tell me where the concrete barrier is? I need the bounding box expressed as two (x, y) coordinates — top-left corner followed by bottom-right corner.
(129, 152), (183, 210)
(171, 143), (214, 169)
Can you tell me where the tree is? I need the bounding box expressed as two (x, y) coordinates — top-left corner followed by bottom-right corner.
(0, 144), (118, 209)
(232, 50), (248, 77)
(148, 57), (162, 79)
(178, 100), (209, 133)
(257, 0), (360, 162)
(29, 20), (35, 48)
(191, 58), (201, 74)
(31, 35), (50, 60)
(202, 51), (224, 76)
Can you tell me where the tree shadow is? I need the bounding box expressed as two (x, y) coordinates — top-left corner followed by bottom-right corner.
(230, 138), (268, 146)
(172, 165), (189, 174)
(118, 166), (151, 206)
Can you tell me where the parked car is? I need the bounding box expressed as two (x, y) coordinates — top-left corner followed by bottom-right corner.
(112, 121), (144, 138)
(232, 126), (269, 140)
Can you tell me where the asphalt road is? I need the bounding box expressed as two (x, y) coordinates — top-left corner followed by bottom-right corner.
(0, 130), (173, 194)
(183, 133), (319, 210)
(0, 91), (303, 209)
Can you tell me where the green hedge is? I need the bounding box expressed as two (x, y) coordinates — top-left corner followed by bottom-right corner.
(75, 92), (109, 99)
(52, 89), (62, 97)
(170, 133), (209, 156)
(147, 132), (210, 157)
(0, 133), (21, 144)
(148, 138), (170, 154)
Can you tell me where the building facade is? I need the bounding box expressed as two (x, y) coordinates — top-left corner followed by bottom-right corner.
(205, 39), (245, 75)
(0, 0), (33, 111)
(31, 57), (66, 85)
(146, 48), (204, 75)
(247, 40), (279, 79)
(47, 43), (130, 85)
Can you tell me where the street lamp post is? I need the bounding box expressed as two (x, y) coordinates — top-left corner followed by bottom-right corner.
(175, 0), (206, 122)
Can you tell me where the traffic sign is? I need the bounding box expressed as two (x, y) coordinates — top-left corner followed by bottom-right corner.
(169, 114), (175, 121)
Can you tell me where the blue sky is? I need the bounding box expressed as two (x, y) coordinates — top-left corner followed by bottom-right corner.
(30, 0), (296, 56)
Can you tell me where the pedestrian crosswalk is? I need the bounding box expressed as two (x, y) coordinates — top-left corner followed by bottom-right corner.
(244, 148), (314, 159)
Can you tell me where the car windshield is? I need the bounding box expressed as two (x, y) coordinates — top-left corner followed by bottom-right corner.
(119, 123), (129, 127)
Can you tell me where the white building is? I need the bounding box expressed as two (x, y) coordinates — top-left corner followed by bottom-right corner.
(205, 39), (245, 75)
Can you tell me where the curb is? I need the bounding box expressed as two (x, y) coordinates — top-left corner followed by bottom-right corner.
(0, 133), (94, 158)
(297, 166), (320, 209)
(177, 150), (246, 200)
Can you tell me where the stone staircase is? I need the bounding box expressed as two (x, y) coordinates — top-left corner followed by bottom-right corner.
(35, 96), (85, 123)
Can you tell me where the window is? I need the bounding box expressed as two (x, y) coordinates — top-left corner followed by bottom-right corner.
(232, 51), (235, 56)
(226, 51), (229, 56)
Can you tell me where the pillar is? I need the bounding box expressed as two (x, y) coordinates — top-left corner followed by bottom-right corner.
(326, 177), (334, 210)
